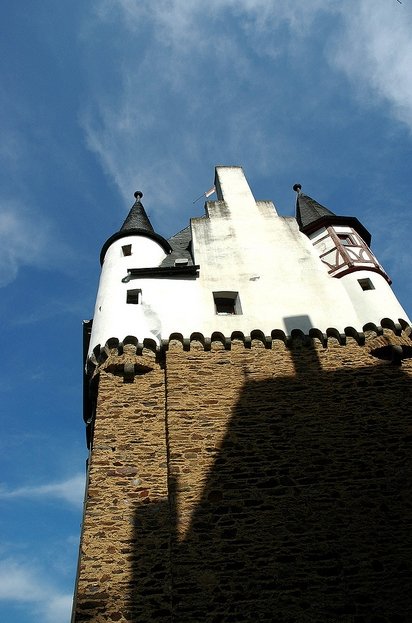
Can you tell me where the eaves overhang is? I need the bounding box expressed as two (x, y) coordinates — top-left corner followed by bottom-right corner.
(100, 229), (172, 265)
(301, 215), (371, 247)
(127, 265), (200, 278)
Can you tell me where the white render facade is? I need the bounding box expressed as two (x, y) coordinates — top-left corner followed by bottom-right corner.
(88, 166), (409, 356)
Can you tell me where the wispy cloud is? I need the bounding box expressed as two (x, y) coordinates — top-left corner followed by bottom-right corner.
(0, 200), (79, 288)
(0, 473), (85, 508)
(0, 89), (81, 288)
(81, 0), (412, 222)
(98, 0), (334, 49)
(9, 297), (87, 327)
(332, 0), (412, 130)
(0, 204), (51, 287)
(82, 1), (335, 212)
(365, 201), (412, 311)
(0, 558), (73, 623)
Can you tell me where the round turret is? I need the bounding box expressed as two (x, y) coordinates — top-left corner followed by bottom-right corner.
(89, 192), (172, 355)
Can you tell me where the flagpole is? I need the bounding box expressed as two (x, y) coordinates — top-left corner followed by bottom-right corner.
(192, 192), (206, 204)
(192, 186), (216, 204)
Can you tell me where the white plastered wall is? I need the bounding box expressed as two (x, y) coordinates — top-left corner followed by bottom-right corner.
(340, 270), (407, 328)
(88, 167), (410, 355)
(89, 236), (168, 353)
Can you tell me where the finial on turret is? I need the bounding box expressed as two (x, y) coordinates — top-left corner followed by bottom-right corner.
(99, 186), (171, 264)
(293, 184), (302, 194)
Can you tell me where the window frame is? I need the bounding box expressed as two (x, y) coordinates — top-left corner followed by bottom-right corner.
(213, 291), (242, 316)
(126, 288), (141, 304)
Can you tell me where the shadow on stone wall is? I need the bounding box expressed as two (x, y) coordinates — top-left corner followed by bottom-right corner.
(129, 344), (412, 622)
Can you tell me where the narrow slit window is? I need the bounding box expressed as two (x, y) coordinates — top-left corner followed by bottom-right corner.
(213, 291), (242, 315)
(358, 278), (375, 291)
(126, 288), (141, 304)
(122, 244), (132, 257)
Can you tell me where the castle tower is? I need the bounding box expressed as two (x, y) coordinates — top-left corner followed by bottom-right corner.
(73, 167), (412, 622)
(294, 184), (397, 327)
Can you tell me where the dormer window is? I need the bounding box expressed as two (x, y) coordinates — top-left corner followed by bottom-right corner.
(213, 291), (242, 315)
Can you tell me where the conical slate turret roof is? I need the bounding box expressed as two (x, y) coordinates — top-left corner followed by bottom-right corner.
(293, 184), (335, 230)
(99, 191), (171, 265)
(293, 183), (371, 246)
(120, 191), (155, 234)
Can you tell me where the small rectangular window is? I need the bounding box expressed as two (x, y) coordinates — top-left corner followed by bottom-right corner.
(338, 234), (355, 246)
(127, 288), (141, 304)
(358, 278), (374, 291)
(122, 244), (132, 256)
(213, 291), (242, 315)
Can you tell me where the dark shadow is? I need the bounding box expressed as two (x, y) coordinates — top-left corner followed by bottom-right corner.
(73, 498), (172, 623)
(284, 315), (317, 338)
(126, 498), (172, 621)
(129, 341), (412, 622)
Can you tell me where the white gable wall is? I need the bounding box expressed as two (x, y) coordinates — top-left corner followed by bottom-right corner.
(88, 167), (409, 355)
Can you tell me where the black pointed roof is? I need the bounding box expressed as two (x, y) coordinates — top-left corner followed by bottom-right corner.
(159, 226), (194, 268)
(295, 188), (335, 230)
(119, 191), (155, 233)
(100, 191), (171, 264)
(293, 184), (371, 246)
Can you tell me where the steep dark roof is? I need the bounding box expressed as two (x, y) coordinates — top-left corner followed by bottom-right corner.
(160, 226), (194, 268)
(120, 191), (154, 233)
(295, 191), (335, 230)
(100, 191), (172, 265)
(294, 185), (371, 246)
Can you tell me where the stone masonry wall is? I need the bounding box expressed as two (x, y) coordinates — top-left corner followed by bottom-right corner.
(166, 335), (412, 622)
(73, 332), (412, 622)
(73, 350), (171, 622)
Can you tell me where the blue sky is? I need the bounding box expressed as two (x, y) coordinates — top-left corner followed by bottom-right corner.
(0, 1), (411, 621)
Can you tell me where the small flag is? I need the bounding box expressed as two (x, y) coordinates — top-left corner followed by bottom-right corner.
(205, 186), (216, 198)
(192, 185), (216, 204)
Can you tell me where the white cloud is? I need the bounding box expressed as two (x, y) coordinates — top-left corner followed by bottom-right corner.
(0, 473), (85, 509)
(99, 0), (335, 46)
(332, 0), (412, 130)
(82, 101), (189, 209)
(0, 200), (79, 287)
(81, 0), (412, 223)
(0, 128), (28, 170)
(42, 593), (74, 623)
(0, 560), (47, 602)
(0, 95), (80, 286)
(0, 558), (73, 623)
(0, 205), (51, 286)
